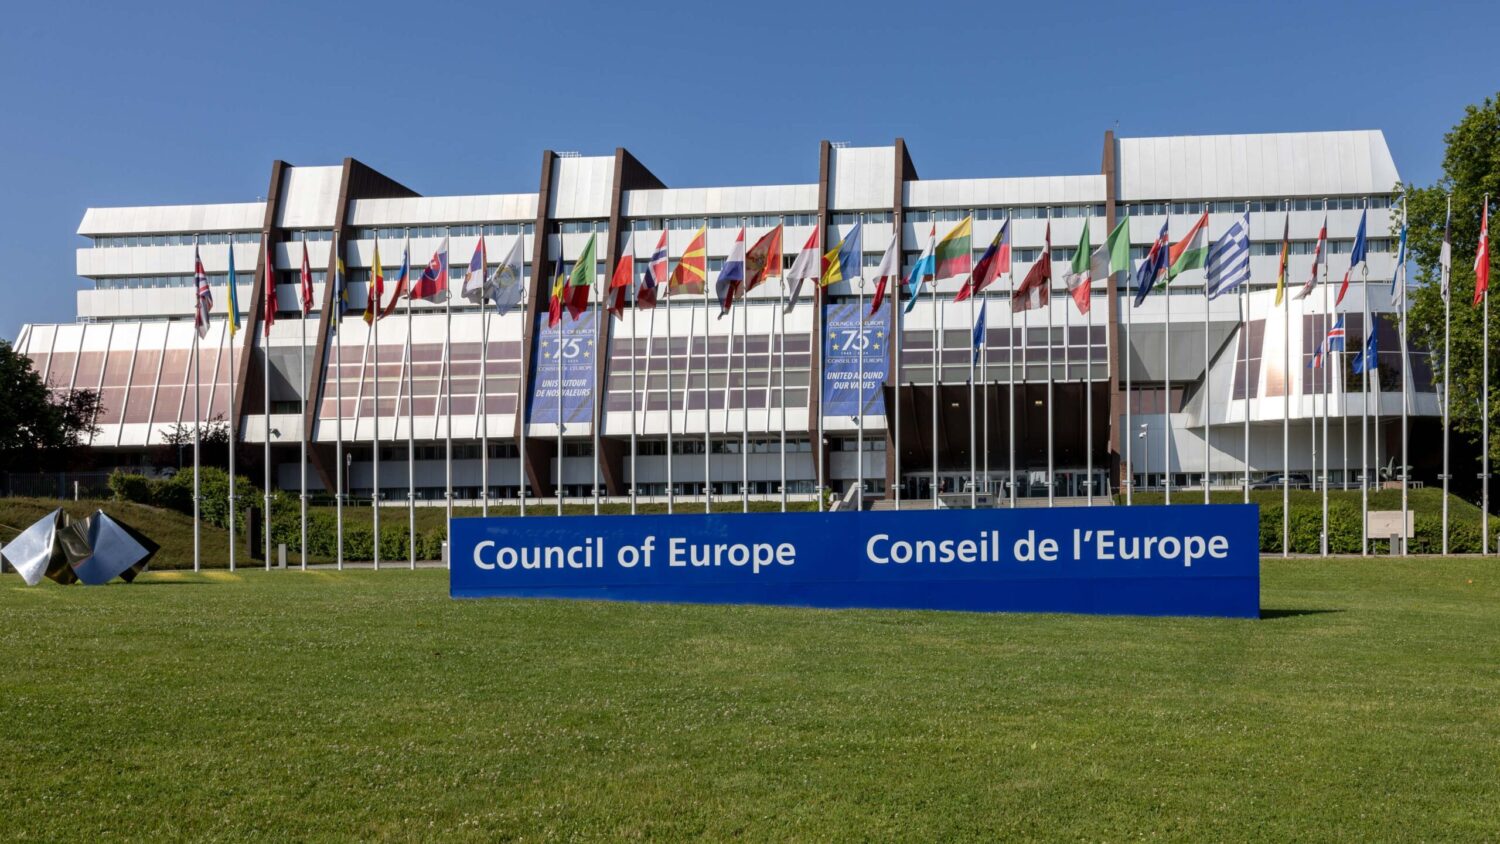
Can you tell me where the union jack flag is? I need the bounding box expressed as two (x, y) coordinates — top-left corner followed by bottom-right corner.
(193, 246), (213, 339)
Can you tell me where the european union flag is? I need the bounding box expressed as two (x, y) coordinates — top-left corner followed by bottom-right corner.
(1352, 326), (1378, 374)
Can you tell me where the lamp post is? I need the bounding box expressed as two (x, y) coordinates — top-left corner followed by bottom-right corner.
(1139, 423), (1150, 494)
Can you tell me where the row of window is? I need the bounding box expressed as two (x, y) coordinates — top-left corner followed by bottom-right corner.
(347, 223), (536, 240)
(90, 232), (262, 248)
(1123, 196), (1394, 216)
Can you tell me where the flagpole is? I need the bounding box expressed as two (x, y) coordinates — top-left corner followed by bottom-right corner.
(1203, 211), (1211, 505)
(1282, 200), (1291, 559)
(591, 249), (601, 517)
(740, 224), (750, 513)
(1399, 193), (1409, 556)
(480, 235), (490, 519)
(370, 249), (380, 572)
(629, 240), (640, 516)
(778, 270), (787, 512)
(769, 223), (783, 512)
(1361, 233), (1371, 557)
(445, 232), (455, 556)
(405, 236), (416, 569)
(299, 250), (308, 572)
(519, 255), (529, 518)
(984, 282), (992, 506)
(931, 240), (940, 508)
(265, 255), (274, 571)
(557, 225), (565, 517)
(703, 217), (712, 515)
(1046, 216), (1055, 509)
(226, 266), (237, 572)
(1484, 194), (1492, 556)
(675, 240), (691, 515)
(1060, 219), (1069, 507)
(1009, 254), (1017, 508)
(968, 219), (977, 509)
(1321, 199), (1331, 556)
(1442, 194), (1452, 554)
(334, 250), (344, 570)
(192, 248), (202, 574)
(641, 277), (659, 515)
(665, 228), (675, 515)
(1242, 203), (1250, 504)
(1164, 207), (1172, 506)
(1084, 236), (1093, 506)
(894, 223), (903, 512)
(1125, 232), (1133, 505)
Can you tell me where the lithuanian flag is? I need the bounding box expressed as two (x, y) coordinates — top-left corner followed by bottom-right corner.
(934, 215), (973, 280)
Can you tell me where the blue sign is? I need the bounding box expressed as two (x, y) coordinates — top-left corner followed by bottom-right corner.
(822, 300), (890, 417)
(450, 505), (1261, 618)
(527, 308), (597, 424)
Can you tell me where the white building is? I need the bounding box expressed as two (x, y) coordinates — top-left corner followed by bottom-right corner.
(14, 130), (1430, 506)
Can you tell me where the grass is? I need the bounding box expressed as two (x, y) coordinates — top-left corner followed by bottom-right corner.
(2, 560), (1499, 839)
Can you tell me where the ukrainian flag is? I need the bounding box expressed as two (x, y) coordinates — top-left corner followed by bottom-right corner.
(226, 244), (241, 335)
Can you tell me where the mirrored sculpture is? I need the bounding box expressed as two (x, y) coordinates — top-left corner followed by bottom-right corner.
(1, 509), (159, 586)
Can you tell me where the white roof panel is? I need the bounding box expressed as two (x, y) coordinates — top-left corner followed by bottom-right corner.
(1117, 130), (1400, 200)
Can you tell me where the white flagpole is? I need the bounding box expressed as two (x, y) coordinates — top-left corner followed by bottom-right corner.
(1241, 203), (1250, 504)
(1046, 215), (1056, 508)
(334, 256), (344, 570)
(557, 227), (566, 517)
(629, 243), (640, 516)
(740, 224), (750, 513)
(1484, 194), (1492, 555)
(1442, 194), (1452, 554)
(778, 235), (788, 512)
(894, 230), (903, 512)
(519, 260), (529, 518)
(984, 283), (992, 506)
(1126, 228), (1134, 505)
(299, 252), (308, 572)
(640, 273), (658, 516)
(405, 236), (416, 570)
(967, 224), (977, 509)
(226, 279), (237, 572)
(1061, 223), (1070, 506)
(1009, 256), (1017, 508)
(1399, 193), (1409, 555)
(444, 230), (455, 558)
(1203, 211), (1211, 505)
(193, 292), (202, 574)
(1164, 207), (1172, 506)
(931, 250), (940, 508)
(856, 219), (866, 511)
(480, 236), (490, 519)
(265, 256), (275, 571)
(1361, 236), (1371, 557)
(1321, 200), (1331, 556)
(1085, 240), (1093, 506)
(1282, 200), (1291, 559)
(666, 231), (675, 515)
(703, 218), (712, 515)
(591, 255), (601, 517)
(370, 250), (380, 572)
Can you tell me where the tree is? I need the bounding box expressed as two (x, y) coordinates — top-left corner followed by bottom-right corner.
(0, 338), (103, 472)
(152, 417), (231, 471)
(1405, 94), (1500, 462)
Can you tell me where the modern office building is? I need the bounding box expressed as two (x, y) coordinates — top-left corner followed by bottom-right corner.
(13, 130), (1433, 506)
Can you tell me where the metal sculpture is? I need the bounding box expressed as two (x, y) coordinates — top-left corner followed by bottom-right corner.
(1, 509), (159, 586)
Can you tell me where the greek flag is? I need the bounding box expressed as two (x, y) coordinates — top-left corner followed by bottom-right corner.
(1205, 212), (1251, 300)
(1389, 219), (1408, 308)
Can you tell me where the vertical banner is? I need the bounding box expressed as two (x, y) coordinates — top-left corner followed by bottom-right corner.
(822, 300), (890, 416)
(527, 309), (598, 424)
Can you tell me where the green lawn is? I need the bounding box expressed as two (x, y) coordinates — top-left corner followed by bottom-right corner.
(2, 560), (1499, 839)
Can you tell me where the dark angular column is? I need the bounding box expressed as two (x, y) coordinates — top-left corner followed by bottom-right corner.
(517, 151), (558, 498)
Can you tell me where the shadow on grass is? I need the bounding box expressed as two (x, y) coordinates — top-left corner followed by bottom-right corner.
(1259, 608), (1344, 620)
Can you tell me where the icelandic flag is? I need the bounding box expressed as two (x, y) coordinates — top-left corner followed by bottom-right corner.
(1310, 315), (1345, 368)
(903, 225), (936, 315)
(971, 301), (987, 366)
(716, 227), (746, 317)
(637, 230), (667, 310)
(411, 236), (449, 302)
(1352, 325), (1378, 374)
(1133, 220), (1171, 307)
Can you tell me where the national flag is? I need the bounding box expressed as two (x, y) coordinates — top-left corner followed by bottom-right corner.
(902, 224), (937, 315)
(1439, 200), (1452, 302)
(716, 228), (746, 317)
(637, 230), (667, 310)
(869, 234), (900, 316)
(1310, 315), (1345, 369)
(745, 224), (783, 292)
(1336, 210), (1368, 306)
(783, 228), (820, 314)
(668, 225), (706, 295)
(1390, 214), (1408, 308)
(299, 241), (314, 314)
(956, 221), (1010, 303)
(1132, 220), (1170, 307)
(226, 241), (241, 336)
(820, 219), (862, 287)
(460, 237), (490, 305)
(1106, 216), (1131, 275)
(547, 262), (568, 328)
(193, 246), (213, 339)
(411, 236), (449, 302)
(489, 236), (526, 316)
(934, 215), (973, 280)
(1273, 213), (1291, 307)
(609, 234), (635, 319)
(334, 248), (348, 315)
(263, 252), (279, 336)
(1352, 325), (1378, 374)
(1474, 200), (1490, 308)
(1064, 219), (1092, 314)
(971, 301), (987, 366)
(1205, 212), (1251, 300)
(565, 233), (597, 320)
(361, 241), (382, 325)
(1169, 212), (1210, 278)
(378, 242), (410, 321)
(1012, 223), (1052, 313)
(1295, 216), (1328, 300)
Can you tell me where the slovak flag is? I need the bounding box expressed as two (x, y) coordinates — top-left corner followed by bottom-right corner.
(637, 230), (667, 310)
(193, 246), (213, 339)
(716, 228), (747, 317)
(411, 236), (449, 302)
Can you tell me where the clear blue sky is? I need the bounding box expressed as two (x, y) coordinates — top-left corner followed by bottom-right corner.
(2, 0), (1496, 341)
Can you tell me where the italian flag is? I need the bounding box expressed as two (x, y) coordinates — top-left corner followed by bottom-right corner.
(1168, 212), (1210, 278)
(935, 215), (973, 280)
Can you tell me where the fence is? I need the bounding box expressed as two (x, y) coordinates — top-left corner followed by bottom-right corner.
(2, 471), (130, 500)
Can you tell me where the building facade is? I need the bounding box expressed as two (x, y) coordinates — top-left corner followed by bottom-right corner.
(13, 130), (1434, 506)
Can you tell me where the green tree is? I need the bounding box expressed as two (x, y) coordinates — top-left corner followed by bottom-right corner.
(0, 338), (103, 472)
(1405, 94), (1500, 461)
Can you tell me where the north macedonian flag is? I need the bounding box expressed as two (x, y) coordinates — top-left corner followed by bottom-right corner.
(669, 225), (707, 295)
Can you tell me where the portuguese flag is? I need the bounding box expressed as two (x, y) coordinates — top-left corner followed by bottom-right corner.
(935, 215), (973, 280)
(564, 233), (597, 321)
(1168, 211), (1209, 278)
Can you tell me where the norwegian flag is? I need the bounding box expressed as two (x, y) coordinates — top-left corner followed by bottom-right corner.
(193, 246), (213, 339)
(299, 241), (314, 314)
(637, 229), (667, 310)
(1296, 216), (1328, 300)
